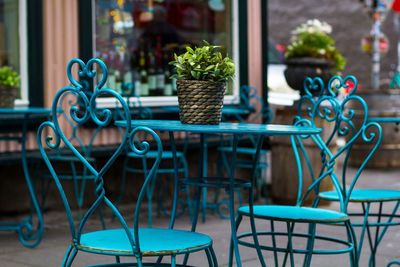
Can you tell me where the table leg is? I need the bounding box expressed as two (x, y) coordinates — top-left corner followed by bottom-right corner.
(228, 134), (242, 266)
(168, 131), (179, 229)
(201, 135), (208, 223)
(183, 133), (206, 266)
(18, 114), (44, 247)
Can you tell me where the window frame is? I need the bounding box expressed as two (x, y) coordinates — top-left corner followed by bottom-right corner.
(84, 0), (241, 108)
(14, 0), (29, 107)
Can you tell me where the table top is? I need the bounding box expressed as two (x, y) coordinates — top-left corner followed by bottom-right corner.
(0, 107), (50, 115)
(115, 120), (321, 135)
(369, 117), (400, 123)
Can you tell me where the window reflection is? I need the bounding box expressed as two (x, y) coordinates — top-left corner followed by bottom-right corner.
(95, 0), (233, 97)
(0, 0), (20, 79)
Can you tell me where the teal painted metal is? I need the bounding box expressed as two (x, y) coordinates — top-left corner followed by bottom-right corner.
(115, 95), (190, 227)
(321, 114), (400, 267)
(115, 120), (320, 135)
(388, 261), (400, 267)
(211, 85), (272, 220)
(36, 91), (105, 226)
(116, 119), (321, 267)
(0, 107), (49, 248)
(37, 58), (217, 266)
(234, 75), (383, 267)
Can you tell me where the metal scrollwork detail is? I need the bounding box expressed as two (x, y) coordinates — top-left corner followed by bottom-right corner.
(297, 75), (382, 210)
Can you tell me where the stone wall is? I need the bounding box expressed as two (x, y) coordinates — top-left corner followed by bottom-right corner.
(268, 0), (398, 89)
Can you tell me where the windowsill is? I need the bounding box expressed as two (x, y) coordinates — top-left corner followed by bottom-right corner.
(95, 95), (240, 108)
(268, 91), (299, 106)
(14, 99), (29, 108)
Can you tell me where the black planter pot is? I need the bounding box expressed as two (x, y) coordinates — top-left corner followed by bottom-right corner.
(284, 58), (332, 95)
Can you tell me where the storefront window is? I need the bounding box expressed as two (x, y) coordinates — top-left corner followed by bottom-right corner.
(94, 0), (237, 104)
(0, 0), (28, 105)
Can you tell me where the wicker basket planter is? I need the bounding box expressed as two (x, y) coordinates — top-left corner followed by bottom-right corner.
(0, 86), (17, 108)
(177, 80), (226, 125)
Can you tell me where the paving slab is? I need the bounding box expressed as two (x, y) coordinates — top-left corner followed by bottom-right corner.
(0, 167), (399, 266)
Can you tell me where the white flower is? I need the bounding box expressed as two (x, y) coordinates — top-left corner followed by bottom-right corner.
(292, 19), (332, 36)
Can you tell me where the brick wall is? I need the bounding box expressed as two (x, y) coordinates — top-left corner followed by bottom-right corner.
(268, 0), (399, 89)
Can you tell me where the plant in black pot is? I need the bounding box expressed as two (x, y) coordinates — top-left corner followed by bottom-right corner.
(0, 66), (20, 108)
(284, 19), (346, 95)
(170, 41), (235, 124)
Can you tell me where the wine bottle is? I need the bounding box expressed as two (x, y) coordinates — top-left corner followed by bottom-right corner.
(155, 36), (165, 96)
(115, 70), (122, 93)
(148, 52), (157, 96)
(139, 50), (149, 96)
(164, 68), (173, 96)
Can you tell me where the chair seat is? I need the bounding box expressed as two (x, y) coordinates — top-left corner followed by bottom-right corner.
(238, 205), (348, 223)
(319, 189), (400, 203)
(78, 228), (212, 256)
(218, 146), (268, 155)
(127, 150), (185, 159)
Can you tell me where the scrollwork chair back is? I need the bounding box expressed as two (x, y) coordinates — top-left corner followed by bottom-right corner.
(37, 58), (217, 267)
(37, 58), (162, 260)
(294, 75), (383, 213)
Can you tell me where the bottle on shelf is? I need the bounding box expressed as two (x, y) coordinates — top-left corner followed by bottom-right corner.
(115, 70), (122, 93)
(108, 69), (117, 91)
(139, 49), (149, 96)
(147, 52), (157, 96)
(164, 68), (173, 96)
(155, 36), (165, 96)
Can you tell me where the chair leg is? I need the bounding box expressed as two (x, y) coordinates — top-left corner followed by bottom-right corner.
(229, 214), (242, 267)
(282, 222), (296, 267)
(209, 246), (219, 267)
(249, 214), (267, 267)
(345, 220), (359, 267)
(171, 255), (176, 267)
(136, 256), (144, 267)
(205, 246), (218, 267)
(61, 245), (77, 267)
(270, 220), (279, 267)
(302, 223), (316, 267)
(205, 247), (213, 267)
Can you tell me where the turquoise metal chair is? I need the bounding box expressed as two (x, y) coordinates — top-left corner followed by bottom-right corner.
(232, 75), (382, 267)
(212, 85), (272, 220)
(36, 90), (104, 225)
(116, 95), (190, 226)
(37, 58), (217, 267)
(218, 85), (272, 197)
(315, 105), (400, 266)
(388, 261), (400, 267)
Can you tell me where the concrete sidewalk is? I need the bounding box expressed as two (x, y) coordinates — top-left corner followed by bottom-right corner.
(0, 167), (399, 266)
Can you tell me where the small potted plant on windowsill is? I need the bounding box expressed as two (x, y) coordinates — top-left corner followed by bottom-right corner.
(170, 41), (235, 125)
(284, 19), (346, 95)
(0, 66), (20, 108)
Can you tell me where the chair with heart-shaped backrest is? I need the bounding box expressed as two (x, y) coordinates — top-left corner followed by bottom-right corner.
(37, 58), (217, 267)
(114, 91), (191, 226)
(232, 75), (382, 267)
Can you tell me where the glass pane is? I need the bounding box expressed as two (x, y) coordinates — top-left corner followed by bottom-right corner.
(0, 0), (20, 91)
(94, 0), (233, 97)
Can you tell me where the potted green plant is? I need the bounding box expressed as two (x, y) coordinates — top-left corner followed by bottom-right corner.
(284, 19), (346, 95)
(170, 41), (235, 124)
(0, 66), (20, 107)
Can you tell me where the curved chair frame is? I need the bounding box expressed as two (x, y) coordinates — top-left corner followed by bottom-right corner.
(115, 94), (190, 226)
(312, 89), (400, 267)
(37, 58), (217, 267)
(233, 75), (382, 267)
(39, 91), (102, 210)
(215, 85), (272, 219)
